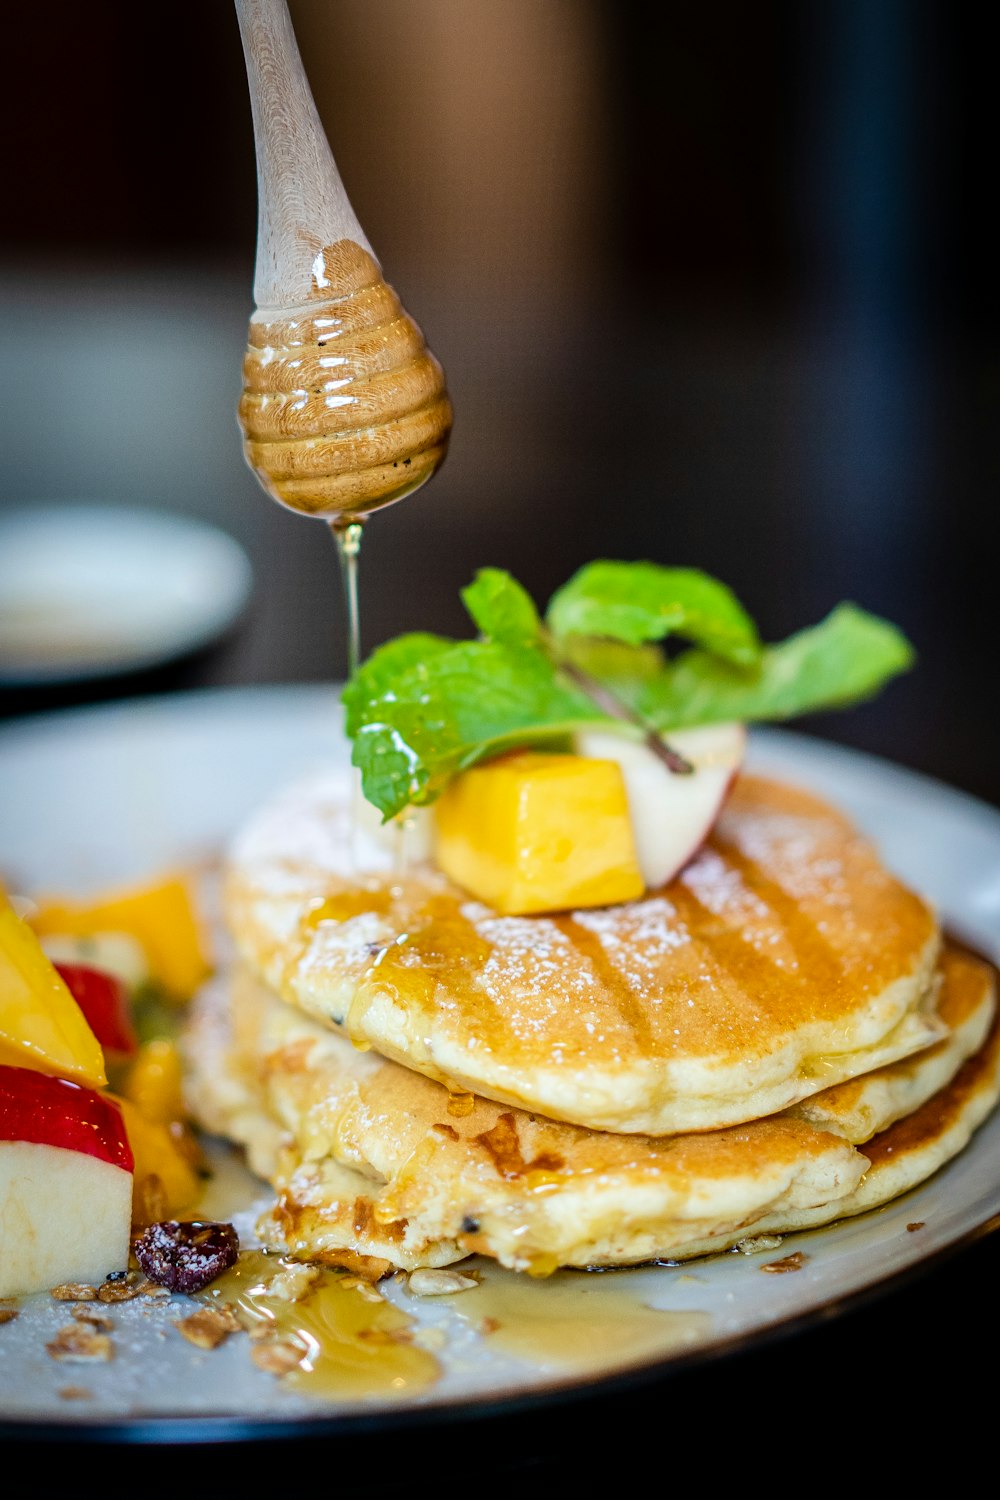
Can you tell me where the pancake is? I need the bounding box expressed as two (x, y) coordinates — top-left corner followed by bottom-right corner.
(182, 944), (996, 1275)
(781, 945), (995, 1142)
(222, 768), (943, 1135)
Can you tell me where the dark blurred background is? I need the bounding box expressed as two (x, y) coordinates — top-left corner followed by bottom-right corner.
(0, 0), (997, 809)
(1, 1), (999, 1473)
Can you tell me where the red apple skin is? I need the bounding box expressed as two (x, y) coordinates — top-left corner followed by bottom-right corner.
(0, 1064), (134, 1172)
(52, 962), (139, 1057)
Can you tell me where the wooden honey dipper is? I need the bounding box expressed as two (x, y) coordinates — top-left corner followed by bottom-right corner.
(234, 0), (453, 549)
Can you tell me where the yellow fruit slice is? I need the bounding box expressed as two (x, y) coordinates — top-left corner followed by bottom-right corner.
(0, 897), (107, 1088)
(30, 873), (212, 1001)
(120, 1038), (185, 1125)
(113, 1094), (201, 1227)
(433, 750), (645, 915)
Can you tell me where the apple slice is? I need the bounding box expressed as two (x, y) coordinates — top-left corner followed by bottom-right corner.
(0, 1064), (133, 1297)
(573, 722), (747, 890)
(52, 962), (139, 1058)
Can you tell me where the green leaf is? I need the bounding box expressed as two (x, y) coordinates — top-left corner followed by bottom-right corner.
(461, 567), (542, 645)
(636, 603), (916, 729)
(350, 640), (604, 820)
(340, 632), (452, 737)
(546, 560), (762, 666)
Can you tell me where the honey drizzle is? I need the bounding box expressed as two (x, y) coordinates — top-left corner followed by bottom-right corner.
(421, 1263), (712, 1370)
(200, 1250), (440, 1401)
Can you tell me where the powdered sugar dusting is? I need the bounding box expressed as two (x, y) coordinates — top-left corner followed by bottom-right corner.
(573, 897), (689, 1003)
(474, 915), (598, 1030)
(229, 770), (392, 887)
(720, 809), (849, 904)
(681, 847), (799, 966)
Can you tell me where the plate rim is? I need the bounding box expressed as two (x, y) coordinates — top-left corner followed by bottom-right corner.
(2, 683), (1000, 1441)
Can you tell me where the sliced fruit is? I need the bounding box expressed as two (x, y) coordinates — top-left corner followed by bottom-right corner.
(30, 873), (212, 1001)
(0, 897), (107, 1089)
(0, 1065), (133, 1297)
(120, 1038), (184, 1124)
(53, 963), (139, 1058)
(432, 750), (645, 915)
(574, 721), (747, 889)
(113, 1095), (201, 1227)
(40, 930), (150, 994)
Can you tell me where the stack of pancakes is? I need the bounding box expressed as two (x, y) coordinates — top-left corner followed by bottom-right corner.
(184, 769), (1000, 1276)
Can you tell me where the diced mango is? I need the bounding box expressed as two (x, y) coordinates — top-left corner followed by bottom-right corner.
(121, 1038), (185, 1126)
(0, 896), (107, 1089)
(30, 873), (212, 1001)
(432, 751), (645, 915)
(113, 1095), (202, 1226)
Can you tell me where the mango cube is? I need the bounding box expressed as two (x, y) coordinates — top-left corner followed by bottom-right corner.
(432, 751), (645, 915)
(30, 873), (212, 1001)
(0, 897), (107, 1089)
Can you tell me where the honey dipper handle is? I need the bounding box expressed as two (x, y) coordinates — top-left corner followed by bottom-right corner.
(234, 0), (376, 308)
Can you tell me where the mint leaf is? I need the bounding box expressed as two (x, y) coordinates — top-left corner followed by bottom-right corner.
(461, 567), (542, 645)
(636, 603), (916, 729)
(341, 632), (452, 737)
(546, 560), (761, 666)
(351, 640), (603, 819)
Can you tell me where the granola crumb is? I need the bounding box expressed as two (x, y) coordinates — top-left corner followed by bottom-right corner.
(71, 1307), (114, 1332)
(58, 1387), (95, 1401)
(51, 1283), (98, 1302)
(250, 1336), (305, 1376)
(136, 1279), (173, 1299)
(733, 1234), (784, 1255)
(0, 1308), (19, 1325)
(174, 1304), (243, 1350)
(46, 1324), (114, 1362)
(264, 1264), (320, 1302)
(906, 1221), (925, 1232)
(133, 1172), (169, 1229)
(97, 1273), (146, 1303)
(338, 1276), (384, 1304)
(760, 1251), (808, 1274)
(479, 1316), (501, 1335)
(407, 1268), (480, 1297)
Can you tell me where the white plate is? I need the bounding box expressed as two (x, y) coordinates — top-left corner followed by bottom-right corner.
(0, 505), (254, 685)
(1, 684), (999, 1441)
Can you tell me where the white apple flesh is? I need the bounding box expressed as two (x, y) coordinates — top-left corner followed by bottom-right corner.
(0, 1141), (133, 1298)
(574, 721), (747, 891)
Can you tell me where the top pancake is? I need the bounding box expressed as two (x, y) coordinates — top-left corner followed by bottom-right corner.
(223, 767), (942, 1135)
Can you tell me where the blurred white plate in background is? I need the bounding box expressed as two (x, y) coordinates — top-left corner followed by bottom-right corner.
(0, 503), (253, 685)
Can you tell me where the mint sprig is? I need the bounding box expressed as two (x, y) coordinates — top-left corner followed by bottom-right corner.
(344, 561), (915, 820)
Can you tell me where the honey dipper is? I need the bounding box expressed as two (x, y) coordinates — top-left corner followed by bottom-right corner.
(233, 0), (453, 640)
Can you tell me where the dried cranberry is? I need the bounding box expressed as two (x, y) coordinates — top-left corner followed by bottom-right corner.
(133, 1220), (239, 1293)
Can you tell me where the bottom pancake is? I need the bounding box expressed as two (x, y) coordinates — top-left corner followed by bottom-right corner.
(183, 945), (999, 1275)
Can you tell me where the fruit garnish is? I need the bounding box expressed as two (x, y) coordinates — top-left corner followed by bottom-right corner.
(52, 962), (139, 1059)
(574, 722), (747, 890)
(120, 1038), (185, 1125)
(29, 873), (213, 1002)
(343, 561), (915, 823)
(0, 1064), (135, 1298)
(433, 750), (645, 914)
(112, 1095), (202, 1228)
(0, 895), (107, 1089)
(132, 1219), (240, 1293)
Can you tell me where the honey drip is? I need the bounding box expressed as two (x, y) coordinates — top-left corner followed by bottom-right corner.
(201, 1250), (440, 1401)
